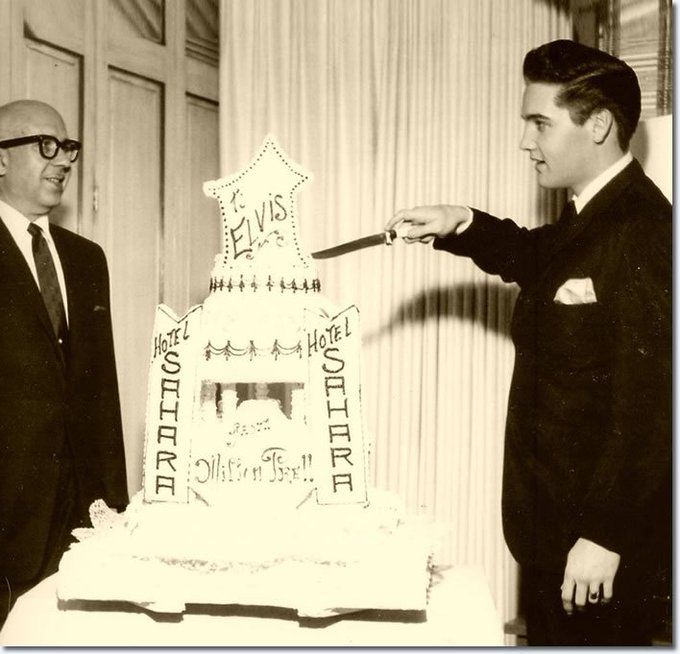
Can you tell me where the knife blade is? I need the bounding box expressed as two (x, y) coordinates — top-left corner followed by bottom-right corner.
(311, 229), (398, 259)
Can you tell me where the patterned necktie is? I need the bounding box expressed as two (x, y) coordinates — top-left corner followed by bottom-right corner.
(27, 222), (68, 343)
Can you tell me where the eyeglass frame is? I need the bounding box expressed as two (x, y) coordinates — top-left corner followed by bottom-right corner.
(0, 134), (82, 163)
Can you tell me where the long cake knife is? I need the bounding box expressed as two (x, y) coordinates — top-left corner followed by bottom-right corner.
(311, 228), (399, 260)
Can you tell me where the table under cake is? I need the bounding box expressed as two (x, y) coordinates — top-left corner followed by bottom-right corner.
(0, 565), (503, 646)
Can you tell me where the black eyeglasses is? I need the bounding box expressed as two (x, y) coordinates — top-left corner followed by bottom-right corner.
(0, 134), (81, 163)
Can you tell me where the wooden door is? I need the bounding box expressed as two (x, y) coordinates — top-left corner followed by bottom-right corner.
(0, 0), (221, 494)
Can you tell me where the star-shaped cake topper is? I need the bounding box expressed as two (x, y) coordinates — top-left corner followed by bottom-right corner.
(203, 136), (314, 271)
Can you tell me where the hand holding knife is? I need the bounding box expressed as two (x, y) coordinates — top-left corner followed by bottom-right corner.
(311, 205), (469, 259)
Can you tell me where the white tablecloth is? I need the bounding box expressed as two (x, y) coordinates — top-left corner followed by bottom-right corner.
(0, 565), (503, 646)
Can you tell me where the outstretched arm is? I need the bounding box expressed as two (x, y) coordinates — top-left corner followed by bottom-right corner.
(387, 205), (557, 287)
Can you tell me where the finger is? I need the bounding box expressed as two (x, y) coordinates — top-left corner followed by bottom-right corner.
(574, 581), (588, 608)
(385, 213), (406, 230)
(588, 583), (601, 604)
(601, 579), (614, 603)
(561, 577), (575, 614)
(402, 235), (433, 245)
(387, 210), (420, 230)
(405, 224), (437, 240)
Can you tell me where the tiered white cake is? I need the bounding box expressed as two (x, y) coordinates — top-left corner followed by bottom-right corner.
(57, 136), (433, 617)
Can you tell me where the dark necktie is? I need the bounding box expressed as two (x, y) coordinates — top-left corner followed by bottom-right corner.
(558, 200), (577, 226)
(27, 222), (68, 343)
(552, 200), (580, 245)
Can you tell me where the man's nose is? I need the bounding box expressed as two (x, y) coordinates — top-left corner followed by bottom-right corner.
(54, 156), (71, 168)
(51, 157), (72, 171)
(51, 148), (73, 167)
(519, 126), (534, 151)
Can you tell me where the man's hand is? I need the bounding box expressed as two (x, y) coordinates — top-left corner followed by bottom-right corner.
(385, 205), (471, 244)
(561, 538), (621, 613)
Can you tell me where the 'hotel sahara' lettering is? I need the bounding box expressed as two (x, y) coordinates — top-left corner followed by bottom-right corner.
(153, 323), (190, 358)
(149, 313), (195, 499)
(306, 306), (367, 505)
(155, 349), (182, 496)
(306, 316), (352, 355)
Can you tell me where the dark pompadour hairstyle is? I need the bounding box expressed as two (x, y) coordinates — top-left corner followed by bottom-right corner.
(523, 40), (641, 150)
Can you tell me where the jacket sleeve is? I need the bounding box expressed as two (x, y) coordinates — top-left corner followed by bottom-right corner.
(93, 244), (129, 511)
(68, 242), (129, 513)
(432, 209), (556, 288)
(576, 216), (672, 560)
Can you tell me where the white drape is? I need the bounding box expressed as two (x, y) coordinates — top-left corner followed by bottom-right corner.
(219, 0), (570, 626)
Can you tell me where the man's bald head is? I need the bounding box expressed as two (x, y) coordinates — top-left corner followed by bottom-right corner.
(0, 100), (72, 219)
(0, 100), (67, 140)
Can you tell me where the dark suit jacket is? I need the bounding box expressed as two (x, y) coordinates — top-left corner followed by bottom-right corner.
(0, 219), (128, 596)
(434, 159), (671, 574)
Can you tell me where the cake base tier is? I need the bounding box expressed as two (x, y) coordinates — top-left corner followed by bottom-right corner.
(57, 547), (432, 618)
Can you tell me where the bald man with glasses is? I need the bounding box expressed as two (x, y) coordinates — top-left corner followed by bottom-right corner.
(0, 100), (128, 627)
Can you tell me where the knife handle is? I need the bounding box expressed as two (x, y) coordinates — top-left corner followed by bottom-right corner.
(386, 221), (414, 243)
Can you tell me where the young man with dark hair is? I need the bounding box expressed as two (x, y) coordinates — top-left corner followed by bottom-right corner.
(386, 40), (671, 645)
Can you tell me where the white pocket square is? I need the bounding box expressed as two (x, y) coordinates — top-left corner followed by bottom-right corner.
(553, 277), (597, 305)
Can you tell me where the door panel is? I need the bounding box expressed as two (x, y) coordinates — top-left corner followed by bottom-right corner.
(108, 0), (165, 44)
(24, 0), (85, 54)
(186, 94), (219, 309)
(107, 69), (163, 492)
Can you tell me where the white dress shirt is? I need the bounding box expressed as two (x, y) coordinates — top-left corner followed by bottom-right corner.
(571, 151), (633, 214)
(0, 198), (69, 323)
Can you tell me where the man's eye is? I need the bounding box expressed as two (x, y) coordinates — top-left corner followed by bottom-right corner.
(536, 122), (548, 132)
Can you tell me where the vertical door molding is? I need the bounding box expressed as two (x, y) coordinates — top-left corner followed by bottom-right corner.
(79, 0), (98, 241)
(162, 0), (191, 313)
(0, 0), (14, 105)
(92, 0), (113, 252)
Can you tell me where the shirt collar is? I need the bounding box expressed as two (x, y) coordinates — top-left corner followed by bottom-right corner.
(0, 198), (52, 241)
(572, 151), (633, 214)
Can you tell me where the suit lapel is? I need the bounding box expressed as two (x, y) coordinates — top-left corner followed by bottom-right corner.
(51, 227), (83, 365)
(50, 227), (73, 323)
(51, 226), (95, 369)
(0, 218), (61, 355)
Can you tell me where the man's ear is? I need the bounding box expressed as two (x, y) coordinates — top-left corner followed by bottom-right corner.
(590, 108), (614, 145)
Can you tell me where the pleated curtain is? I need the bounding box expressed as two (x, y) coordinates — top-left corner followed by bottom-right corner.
(219, 0), (570, 626)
